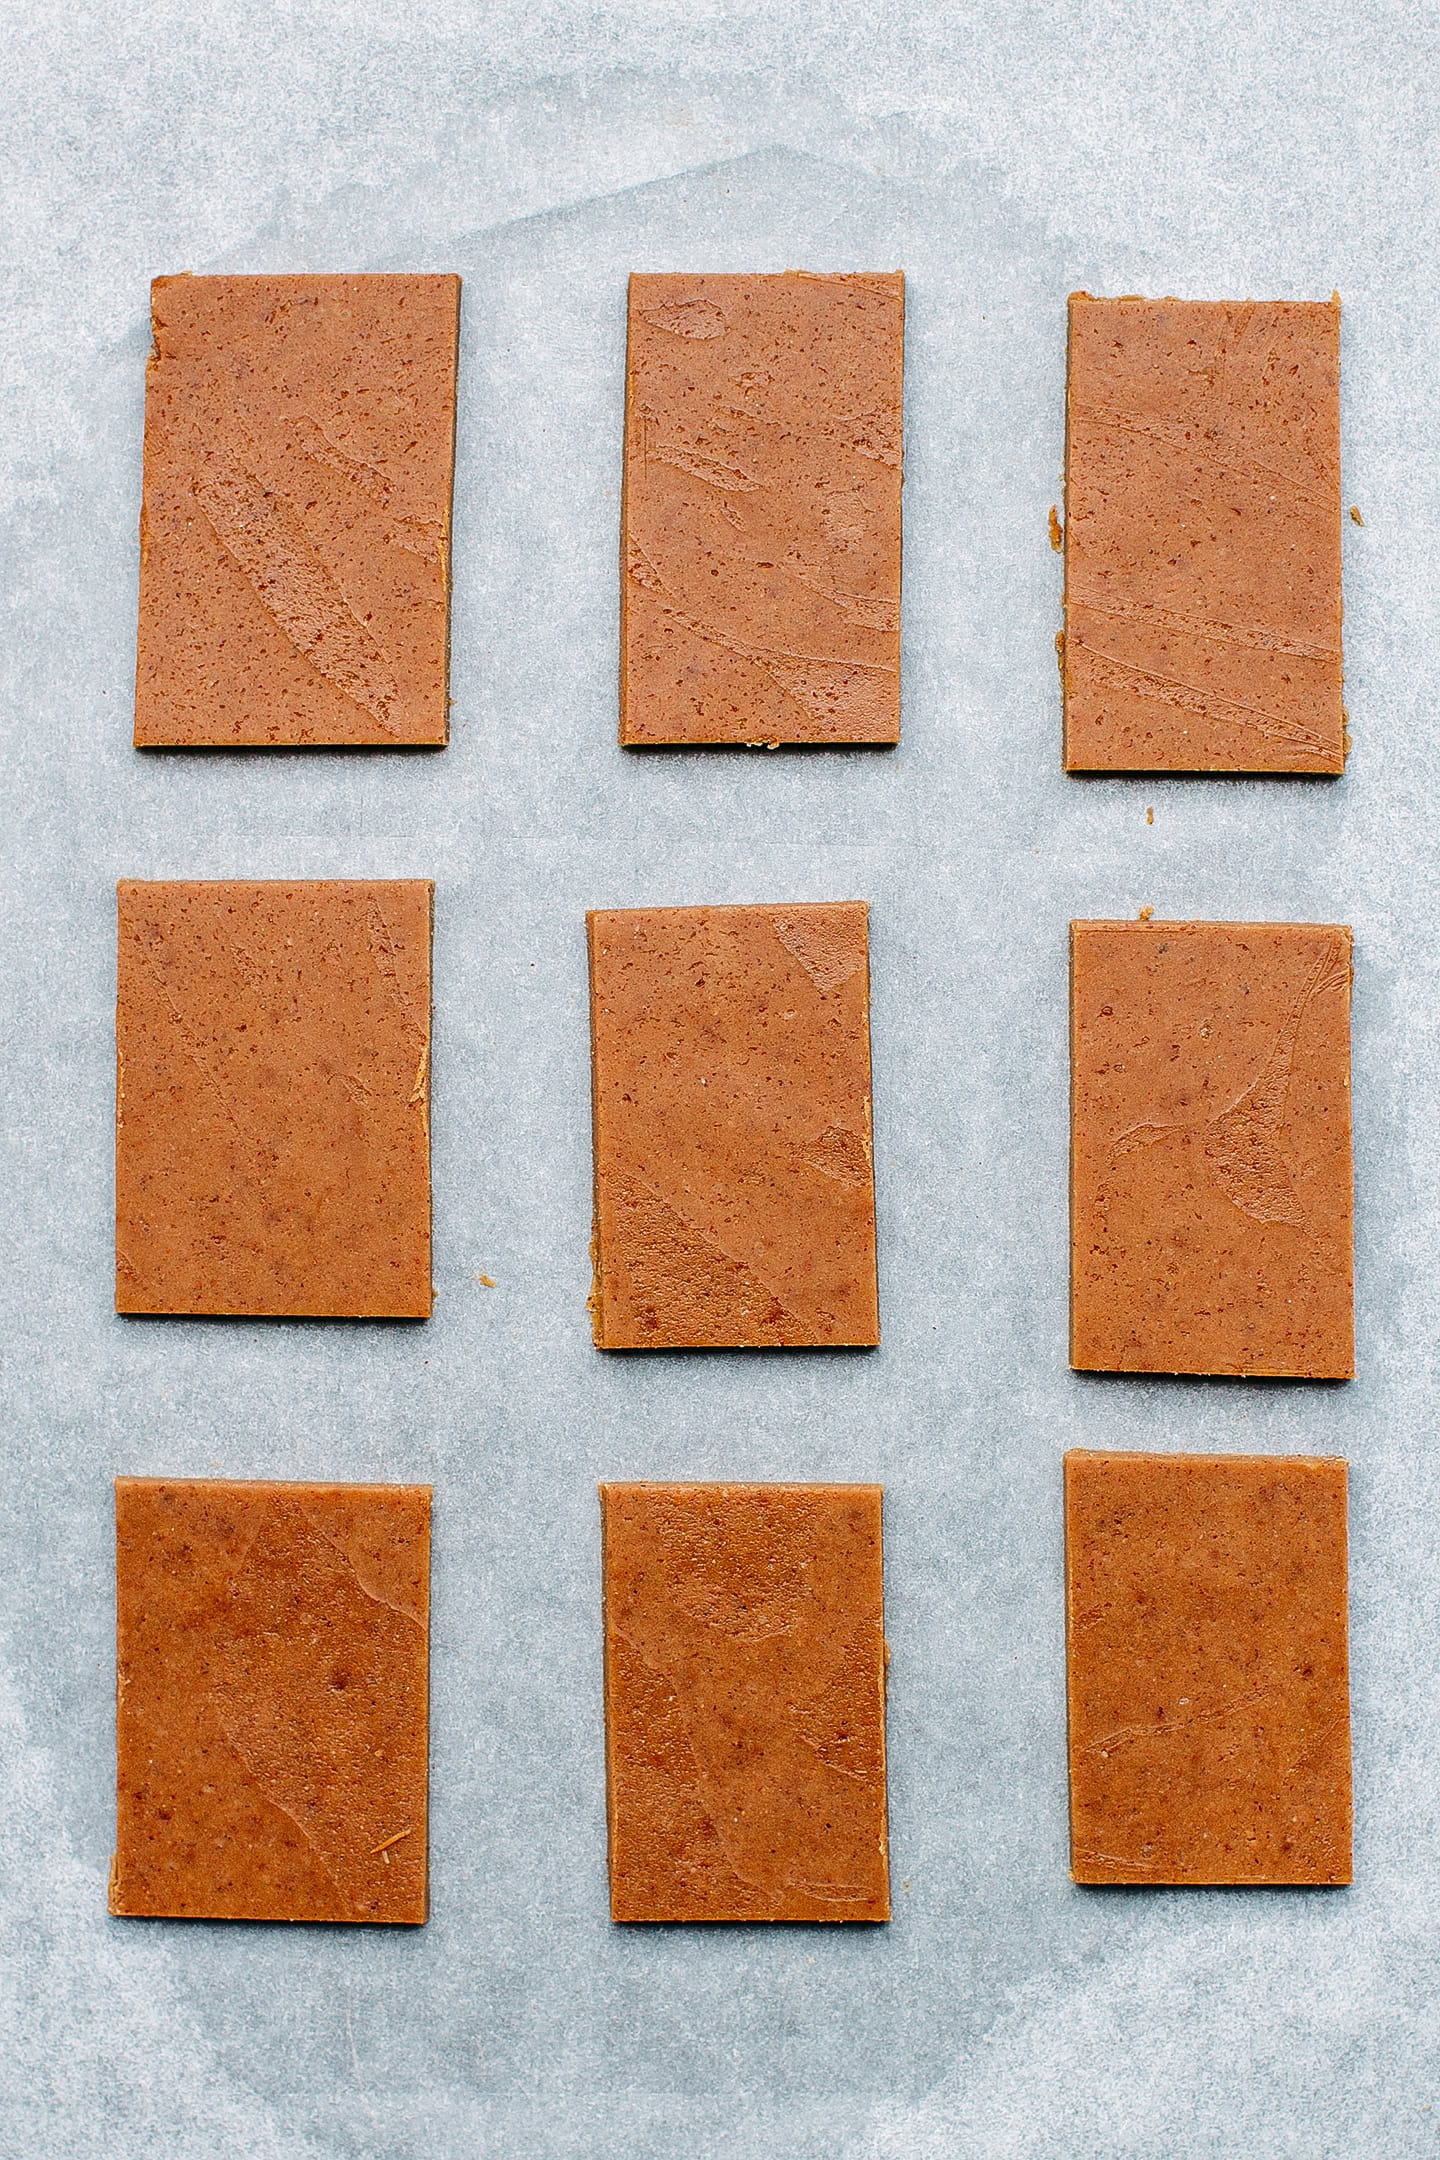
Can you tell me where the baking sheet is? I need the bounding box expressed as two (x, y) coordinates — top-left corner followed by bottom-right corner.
(4, 4), (1439, 2153)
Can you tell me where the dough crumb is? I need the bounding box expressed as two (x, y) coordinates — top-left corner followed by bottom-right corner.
(1146, 806), (1154, 826)
(475, 1273), (496, 1288)
(1048, 504), (1063, 551)
(1350, 505), (1365, 526)
(1137, 905), (1154, 922)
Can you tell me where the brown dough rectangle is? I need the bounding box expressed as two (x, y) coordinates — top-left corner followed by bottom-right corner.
(111, 1477), (431, 1923)
(135, 273), (459, 747)
(601, 1481), (890, 1922)
(116, 879), (433, 1317)
(587, 902), (879, 1348)
(1070, 920), (1353, 1377)
(621, 272), (903, 746)
(1065, 1450), (1351, 1885)
(1063, 294), (1344, 773)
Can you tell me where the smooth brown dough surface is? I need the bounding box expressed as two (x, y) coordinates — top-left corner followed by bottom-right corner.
(1070, 920), (1353, 1377)
(601, 1482), (890, 1922)
(1065, 1450), (1351, 1885)
(136, 273), (459, 747)
(1063, 294), (1344, 773)
(112, 1478), (431, 1922)
(621, 272), (903, 745)
(587, 902), (879, 1348)
(116, 880), (433, 1317)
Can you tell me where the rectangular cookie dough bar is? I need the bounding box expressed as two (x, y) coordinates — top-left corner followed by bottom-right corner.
(601, 1481), (890, 1922)
(587, 902), (879, 1347)
(1063, 294), (1343, 773)
(622, 272), (903, 745)
(1065, 1450), (1351, 1885)
(1070, 919), (1353, 1376)
(136, 273), (459, 747)
(112, 1478), (431, 1923)
(117, 879), (433, 1317)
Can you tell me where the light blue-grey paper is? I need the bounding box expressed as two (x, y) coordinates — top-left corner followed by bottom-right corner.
(3, 4), (1438, 2155)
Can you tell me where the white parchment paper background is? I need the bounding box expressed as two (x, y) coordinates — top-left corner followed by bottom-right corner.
(2, 4), (1438, 2154)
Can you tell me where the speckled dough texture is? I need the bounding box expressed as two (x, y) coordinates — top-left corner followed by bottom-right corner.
(1065, 1450), (1351, 1885)
(1070, 919), (1353, 1376)
(587, 901), (879, 1347)
(621, 272), (903, 745)
(600, 1481), (889, 1922)
(1063, 294), (1344, 773)
(135, 273), (459, 746)
(116, 880), (433, 1317)
(111, 1477), (431, 1923)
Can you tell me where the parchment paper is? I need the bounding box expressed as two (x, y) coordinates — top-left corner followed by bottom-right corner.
(3, 5), (1438, 2153)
